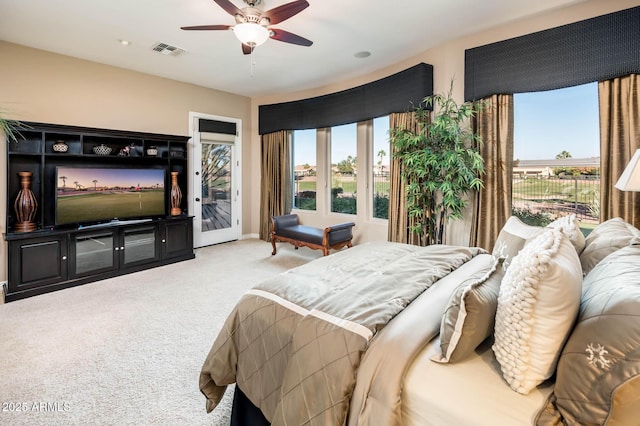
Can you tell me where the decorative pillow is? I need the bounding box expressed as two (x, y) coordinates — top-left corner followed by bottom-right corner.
(434, 256), (502, 363)
(493, 228), (582, 394)
(537, 244), (640, 425)
(492, 216), (543, 270)
(547, 213), (586, 254)
(579, 217), (640, 276)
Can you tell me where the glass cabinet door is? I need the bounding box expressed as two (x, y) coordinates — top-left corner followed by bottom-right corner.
(123, 226), (158, 266)
(73, 231), (116, 276)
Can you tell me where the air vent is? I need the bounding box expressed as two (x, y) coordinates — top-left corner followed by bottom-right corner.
(151, 42), (186, 56)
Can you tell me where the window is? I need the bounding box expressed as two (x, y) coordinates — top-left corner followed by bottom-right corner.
(513, 82), (599, 231)
(330, 123), (357, 214)
(290, 118), (390, 222)
(372, 116), (390, 219)
(292, 129), (316, 211)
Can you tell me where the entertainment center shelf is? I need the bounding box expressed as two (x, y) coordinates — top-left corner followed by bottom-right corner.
(4, 122), (195, 302)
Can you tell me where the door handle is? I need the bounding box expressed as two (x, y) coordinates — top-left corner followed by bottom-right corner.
(195, 198), (200, 202)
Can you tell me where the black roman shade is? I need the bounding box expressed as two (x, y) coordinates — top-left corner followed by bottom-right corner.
(258, 63), (433, 135)
(465, 6), (640, 101)
(199, 119), (237, 135)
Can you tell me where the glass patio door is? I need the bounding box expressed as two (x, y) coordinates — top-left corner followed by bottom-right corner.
(191, 117), (241, 247)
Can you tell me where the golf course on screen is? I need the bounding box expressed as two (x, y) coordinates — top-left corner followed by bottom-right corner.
(57, 190), (165, 224)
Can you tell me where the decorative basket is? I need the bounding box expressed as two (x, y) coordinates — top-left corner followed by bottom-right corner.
(92, 144), (112, 156)
(52, 140), (69, 153)
(146, 146), (158, 157)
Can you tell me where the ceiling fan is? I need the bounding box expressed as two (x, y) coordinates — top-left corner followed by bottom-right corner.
(181, 0), (313, 55)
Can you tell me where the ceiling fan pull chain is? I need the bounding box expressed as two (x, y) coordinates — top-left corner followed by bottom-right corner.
(250, 47), (255, 77)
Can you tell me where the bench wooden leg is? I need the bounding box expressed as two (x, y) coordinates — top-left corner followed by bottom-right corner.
(271, 235), (277, 255)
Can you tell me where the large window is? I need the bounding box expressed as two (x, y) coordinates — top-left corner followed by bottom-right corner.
(291, 118), (390, 221)
(292, 129), (316, 211)
(372, 116), (390, 219)
(513, 82), (599, 231)
(330, 123), (357, 214)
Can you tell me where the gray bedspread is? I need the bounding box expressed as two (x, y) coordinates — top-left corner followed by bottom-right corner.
(200, 241), (488, 425)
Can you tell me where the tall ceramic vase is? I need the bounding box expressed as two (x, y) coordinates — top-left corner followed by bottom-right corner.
(170, 171), (182, 216)
(14, 171), (38, 232)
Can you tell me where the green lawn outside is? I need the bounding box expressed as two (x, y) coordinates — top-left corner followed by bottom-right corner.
(296, 179), (389, 195)
(333, 181), (357, 193)
(296, 181), (317, 191)
(512, 178), (599, 203)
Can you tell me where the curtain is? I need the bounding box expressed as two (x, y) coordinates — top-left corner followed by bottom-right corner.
(470, 94), (514, 251)
(388, 111), (425, 245)
(599, 74), (640, 228)
(259, 130), (292, 241)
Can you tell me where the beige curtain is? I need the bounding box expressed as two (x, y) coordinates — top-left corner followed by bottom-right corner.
(259, 130), (292, 241)
(388, 111), (425, 245)
(599, 74), (640, 228)
(470, 94), (514, 251)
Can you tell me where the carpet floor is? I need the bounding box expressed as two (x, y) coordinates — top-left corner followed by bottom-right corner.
(0, 239), (319, 425)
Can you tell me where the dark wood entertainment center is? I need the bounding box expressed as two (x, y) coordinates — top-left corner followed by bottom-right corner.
(4, 122), (195, 302)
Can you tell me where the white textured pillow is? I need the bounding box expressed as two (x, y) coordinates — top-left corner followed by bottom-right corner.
(547, 214), (586, 254)
(493, 228), (582, 394)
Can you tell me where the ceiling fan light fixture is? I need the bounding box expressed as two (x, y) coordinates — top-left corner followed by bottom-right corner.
(233, 23), (270, 47)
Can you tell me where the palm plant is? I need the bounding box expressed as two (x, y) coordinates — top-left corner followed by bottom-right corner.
(0, 108), (27, 143)
(391, 81), (485, 245)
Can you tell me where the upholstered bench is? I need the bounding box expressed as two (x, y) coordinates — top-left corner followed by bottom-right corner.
(270, 214), (355, 256)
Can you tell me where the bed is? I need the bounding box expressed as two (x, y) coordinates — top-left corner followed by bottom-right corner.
(200, 216), (640, 426)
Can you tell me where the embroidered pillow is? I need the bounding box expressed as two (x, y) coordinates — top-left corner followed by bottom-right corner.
(537, 244), (640, 425)
(493, 228), (582, 394)
(492, 216), (543, 270)
(547, 213), (586, 254)
(435, 256), (502, 363)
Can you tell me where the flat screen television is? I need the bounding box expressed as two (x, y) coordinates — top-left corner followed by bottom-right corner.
(55, 166), (167, 226)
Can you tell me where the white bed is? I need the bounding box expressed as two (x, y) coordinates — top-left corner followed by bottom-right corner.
(404, 337), (554, 425)
(204, 217), (640, 426)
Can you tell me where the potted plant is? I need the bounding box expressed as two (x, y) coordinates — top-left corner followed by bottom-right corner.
(391, 80), (485, 245)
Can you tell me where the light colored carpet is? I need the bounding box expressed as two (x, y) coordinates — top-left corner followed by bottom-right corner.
(0, 239), (319, 425)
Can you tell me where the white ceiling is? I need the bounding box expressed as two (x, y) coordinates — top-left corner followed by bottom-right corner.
(0, 0), (588, 98)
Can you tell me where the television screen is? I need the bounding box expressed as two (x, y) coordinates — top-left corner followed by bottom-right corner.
(55, 166), (166, 225)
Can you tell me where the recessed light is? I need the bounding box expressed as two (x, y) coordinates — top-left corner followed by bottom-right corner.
(118, 39), (131, 46)
(354, 51), (371, 58)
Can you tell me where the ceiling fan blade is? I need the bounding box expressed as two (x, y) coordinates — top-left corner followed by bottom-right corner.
(242, 44), (253, 55)
(181, 24), (232, 31)
(262, 0), (309, 25)
(213, 0), (243, 17)
(270, 28), (313, 47)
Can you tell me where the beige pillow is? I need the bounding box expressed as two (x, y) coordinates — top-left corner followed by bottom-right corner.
(538, 244), (640, 425)
(492, 216), (543, 270)
(547, 213), (586, 254)
(493, 228), (582, 394)
(434, 256), (502, 363)
(580, 217), (640, 276)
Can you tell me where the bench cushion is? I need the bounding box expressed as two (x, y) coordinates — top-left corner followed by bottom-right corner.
(277, 225), (325, 245)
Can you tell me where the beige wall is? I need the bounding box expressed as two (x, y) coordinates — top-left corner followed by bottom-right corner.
(250, 0), (637, 246)
(0, 41), (251, 283)
(1, 0), (636, 283)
